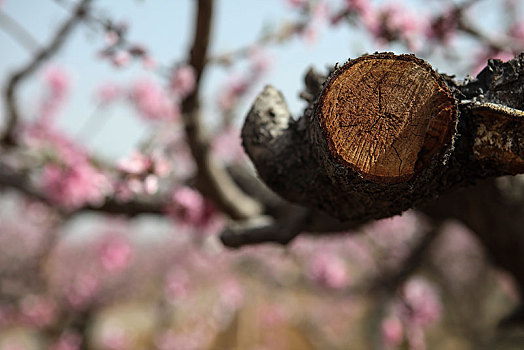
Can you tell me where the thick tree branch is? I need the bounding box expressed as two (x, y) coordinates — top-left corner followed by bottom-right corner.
(242, 53), (524, 224)
(180, 0), (262, 220)
(1, 0), (92, 146)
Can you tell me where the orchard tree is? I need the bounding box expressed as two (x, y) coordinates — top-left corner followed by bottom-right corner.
(0, 0), (523, 349)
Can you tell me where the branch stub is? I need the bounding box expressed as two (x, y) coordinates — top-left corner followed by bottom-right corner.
(316, 53), (457, 183)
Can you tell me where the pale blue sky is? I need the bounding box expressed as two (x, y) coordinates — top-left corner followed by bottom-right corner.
(0, 0), (518, 160)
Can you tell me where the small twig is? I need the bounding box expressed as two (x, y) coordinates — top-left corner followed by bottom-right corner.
(1, 0), (93, 146)
(179, 0), (262, 220)
(0, 11), (40, 52)
(0, 161), (166, 217)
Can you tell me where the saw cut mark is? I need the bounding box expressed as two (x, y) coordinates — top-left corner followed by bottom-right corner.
(317, 53), (457, 183)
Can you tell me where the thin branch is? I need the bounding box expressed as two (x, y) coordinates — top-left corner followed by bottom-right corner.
(1, 0), (93, 146)
(0, 161), (165, 217)
(180, 0), (262, 220)
(0, 11), (40, 52)
(220, 207), (310, 248)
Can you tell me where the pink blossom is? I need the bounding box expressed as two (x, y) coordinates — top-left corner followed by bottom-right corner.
(170, 187), (216, 228)
(426, 8), (458, 44)
(111, 50), (131, 67)
(130, 78), (179, 121)
(165, 269), (190, 300)
(509, 22), (524, 43)
(39, 66), (71, 119)
(307, 253), (349, 289)
(212, 127), (245, 163)
(51, 331), (82, 350)
(302, 2), (330, 44)
(100, 326), (129, 350)
(45, 66), (70, 98)
(344, 0), (371, 16)
(2, 340), (25, 350)
(285, 0), (307, 8)
(399, 278), (442, 328)
(152, 151), (171, 176)
(142, 55), (157, 70)
(366, 2), (428, 50)
(105, 30), (120, 46)
(41, 162), (111, 210)
(170, 65), (196, 98)
(381, 316), (404, 349)
(66, 272), (100, 309)
(248, 47), (273, 76)
(219, 278), (244, 310)
(95, 82), (122, 104)
(98, 236), (133, 273)
(144, 174), (159, 194)
(20, 294), (57, 328)
(217, 76), (249, 112)
(117, 151), (151, 174)
(155, 330), (205, 350)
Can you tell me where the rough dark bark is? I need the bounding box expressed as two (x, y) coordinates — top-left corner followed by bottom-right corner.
(242, 53), (524, 223)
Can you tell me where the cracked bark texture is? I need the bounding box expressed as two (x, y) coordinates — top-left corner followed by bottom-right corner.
(241, 52), (524, 301)
(242, 53), (524, 223)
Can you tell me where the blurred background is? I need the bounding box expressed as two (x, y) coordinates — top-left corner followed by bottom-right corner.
(1, 0), (524, 349)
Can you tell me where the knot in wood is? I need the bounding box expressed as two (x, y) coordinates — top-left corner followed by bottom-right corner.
(317, 53), (457, 183)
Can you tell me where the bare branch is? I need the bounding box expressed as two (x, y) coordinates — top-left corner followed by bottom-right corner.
(179, 0), (262, 220)
(1, 0), (93, 146)
(0, 11), (40, 52)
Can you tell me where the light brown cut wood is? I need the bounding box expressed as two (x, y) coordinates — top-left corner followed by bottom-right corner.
(316, 53), (457, 183)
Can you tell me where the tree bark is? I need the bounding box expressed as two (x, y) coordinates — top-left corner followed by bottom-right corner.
(242, 53), (524, 223)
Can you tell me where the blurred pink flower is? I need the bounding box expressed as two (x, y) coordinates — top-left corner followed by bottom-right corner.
(117, 151), (152, 174)
(98, 235), (133, 273)
(155, 330), (205, 350)
(170, 187), (216, 228)
(509, 22), (524, 43)
(111, 50), (131, 67)
(248, 47), (273, 76)
(399, 278), (442, 328)
(44, 66), (70, 99)
(152, 151), (171, 176)
(219, 278), (244, 310)
(130, 78), (179, 121)
(365, 2), (428, 50)
(100, 326), (129, 350)
(381, 316), (404, 349)
(217, 76), (249, 112)
(212, 127), (245, 164)
(95, 82), (122, 104)
(285, 0), (307, 8)
(104, 30), (120, 46)
(66, 272), (100, 309)
(307, 253), (350, 289)
(144, 174), (159, 194)
(142, 55), (157, 70)
(345, 0), (371, 15)
(39, 66), (71, 119)
(41, 162), (111, 210)
(426, 8), (458, 44)
(165, 269), (191, 300)
(170, 64), (196, 98)
(20, 294), (57, 328)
